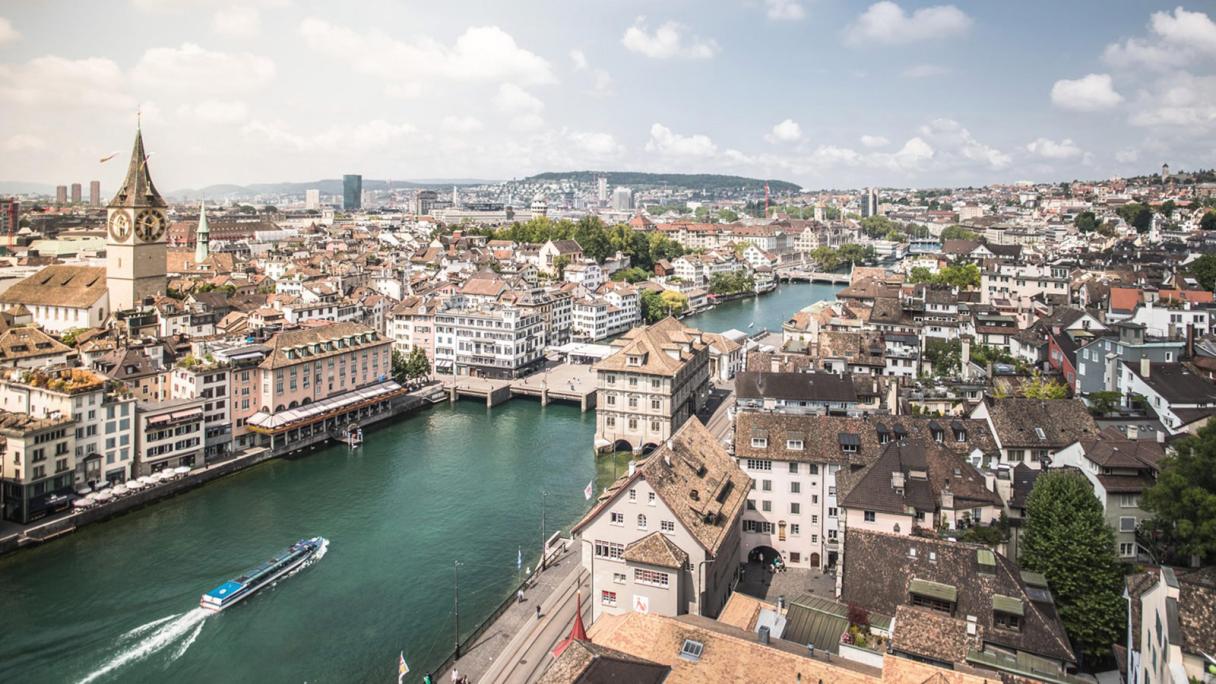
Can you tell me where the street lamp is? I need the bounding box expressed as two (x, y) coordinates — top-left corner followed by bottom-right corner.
(540, 489), (549, 571)
(453, 560), (463, 659)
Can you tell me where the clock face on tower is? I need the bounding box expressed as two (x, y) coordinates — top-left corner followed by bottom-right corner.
(108, 211), (132, 242)
(134, 209), (166, 242)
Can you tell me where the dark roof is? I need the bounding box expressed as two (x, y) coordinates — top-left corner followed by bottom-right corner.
(108, 128), (167, 209)
(734, 371), (857, 404)
(1125, 362), (1216, 405)
(839, 442), (1001, 516)
(1009, 463), (1039, 510)
(983, 398), (1099, 449)
(841, 530), (1075, 665)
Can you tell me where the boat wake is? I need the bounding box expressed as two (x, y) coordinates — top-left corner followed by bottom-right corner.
(78, 609), (208, 684)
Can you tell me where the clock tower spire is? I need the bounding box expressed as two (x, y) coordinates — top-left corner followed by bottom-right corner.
(106, 126), (168, 311)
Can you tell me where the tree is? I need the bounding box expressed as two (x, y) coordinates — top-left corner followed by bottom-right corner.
(1117, 202), (1152, 233)
(907, 263), (980, 289)
(1086, 391), (1122, 416)
(717, 208), (739, 223)
(1158, 200), (1176, 218)
(610, 267), (649, 283)
(393, 347), (431, 383)
(1186, 253), (1216, 291)
(859, 215), (896, 238)
(1141, 421), (1216, 564)
(810, 246), (841, 271)
(836, 243), (874, 265)
(1073, 211), (1098, 234)
(708, 270), (755, 296)
(1021, 372), (1069, 399)
(641, 289), (688, 323)
(1201, 211), (1216, 232)
(941, 224), (979, 241)
(1021, 470), (1126, 659)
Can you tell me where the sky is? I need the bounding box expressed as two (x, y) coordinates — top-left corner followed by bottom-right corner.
(0, 1), (1214, 192)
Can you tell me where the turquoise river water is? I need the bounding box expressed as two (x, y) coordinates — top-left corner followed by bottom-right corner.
(0, 282), (838, 683)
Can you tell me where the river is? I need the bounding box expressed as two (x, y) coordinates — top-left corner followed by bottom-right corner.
(0, 282), (838, 683)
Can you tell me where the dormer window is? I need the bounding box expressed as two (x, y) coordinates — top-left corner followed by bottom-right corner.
(751, 437), (768, 448)
(627, 355), (642, 366)
(992, 595), (1024, 631)
(838, 433), (860, 453)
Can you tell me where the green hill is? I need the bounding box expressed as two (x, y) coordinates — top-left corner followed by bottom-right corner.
(524, 171), (800, 193)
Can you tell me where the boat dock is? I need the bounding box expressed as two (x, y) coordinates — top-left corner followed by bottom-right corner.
(438, 362), (598, 412)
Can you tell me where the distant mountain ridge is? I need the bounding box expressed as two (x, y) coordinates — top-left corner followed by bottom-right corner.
(168, 178), (497, 199)
(522, 171), (801, 193)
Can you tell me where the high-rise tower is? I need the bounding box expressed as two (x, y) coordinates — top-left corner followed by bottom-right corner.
(106, 126), (168, 311)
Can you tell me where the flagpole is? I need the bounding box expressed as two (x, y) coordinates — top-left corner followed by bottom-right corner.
(540, 490), (548, 571)
(453, 560), (462, 660)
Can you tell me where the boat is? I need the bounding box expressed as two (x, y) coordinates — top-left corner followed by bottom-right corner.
(200, 537), (326, 613)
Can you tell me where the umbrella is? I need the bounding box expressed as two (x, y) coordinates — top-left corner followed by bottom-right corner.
(95, 481), (111, 490)
(174, 466), (190, 476)
(94, 490), (113, 502)
(112, 484), (129, 496)
(139, 475), (156, 485)
(76, 487), (92, 496)
(126, 479), (144, 490)
(72, 498), (90, 509)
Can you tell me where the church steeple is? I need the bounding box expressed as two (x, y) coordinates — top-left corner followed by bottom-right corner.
(109, 127), (167, 209)
(195, 202), (210, 264)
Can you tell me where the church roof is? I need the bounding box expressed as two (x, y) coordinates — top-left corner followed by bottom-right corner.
(109, 128), (167, 209)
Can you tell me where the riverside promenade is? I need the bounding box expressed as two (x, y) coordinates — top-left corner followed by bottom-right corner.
(438, 544), (591, 684)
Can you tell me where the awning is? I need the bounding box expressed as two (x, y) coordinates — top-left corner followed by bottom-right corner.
(992, 594), (1024, 617)
(247, 380), (405, 433)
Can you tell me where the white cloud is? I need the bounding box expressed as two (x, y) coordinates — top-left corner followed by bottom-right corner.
(845, 2), (972, 46)
(645, 123), (717, 157)
(0, 56), (133, 109)
(903, 64), (950, 78)
(1116, 148), (1139, 163)
(918, 118), (1009, 169)
(1026, 137), (1083, 160)
(860, 134), (889, 148)
(1051, 73), (1123, 111)
(132, 43), (275, 94)
(177, 99), (248, 124)
(765, 0), (805, 21)
(566, 130), (624, 157)
(298, 19), (555, 92)
(441, 115), (484, 133)
(3, 134), (45, 152)
(213, 6), (260, 37)
(0, 17), (19, 45)
(494, 83), (544, 115)
(765, 119), (803, 144)
(569, 49), (588, 71)
(1128, 73), (1216, 129)
(1105, 7), (1216, 69)
(567, 49), (613, 96)
(891, 137), (935, 169)
(242, 119), (415, 152)
(622, 18), (718, 59)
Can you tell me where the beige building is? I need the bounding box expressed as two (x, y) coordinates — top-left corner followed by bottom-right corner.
(572, 419), (749, 622)
(0, 412), (76, 523)
(135, 397), (205, 475)
(594, 317), (709, 453)
(106, 127), (169, 311)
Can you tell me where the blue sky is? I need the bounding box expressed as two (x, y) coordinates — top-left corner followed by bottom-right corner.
(0, 1), (1213, 191)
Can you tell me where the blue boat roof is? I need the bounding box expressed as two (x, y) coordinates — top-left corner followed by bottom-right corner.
(205, 580), (246, 600)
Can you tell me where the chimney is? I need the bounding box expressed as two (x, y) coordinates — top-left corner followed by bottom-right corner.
(986, 361), (994, 381)
(1140, 357), (1150, 378)
(627, 460), (636, 477)
(1126, 424), (1138, 440)
(1187, 323), (1195, 360)
(758, 626), (770, 644)
(961, 337), (972, 380)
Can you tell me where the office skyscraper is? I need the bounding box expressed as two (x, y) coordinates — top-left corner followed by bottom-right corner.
(305, 189), (320, 210)
(597, 176), (608, 204)
(860, 187), (878, 218)
(343, 174), (362, 211)
(55, 185), (67, 205)
(90, 180), (101, 206)
(611, 186), (633, 211)
(70, 183), (82, 204)
(0, 199), (18, 236)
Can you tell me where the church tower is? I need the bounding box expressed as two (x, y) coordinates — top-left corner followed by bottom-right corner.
(194, 201), (210, 264)
(106, 126), (168, 311)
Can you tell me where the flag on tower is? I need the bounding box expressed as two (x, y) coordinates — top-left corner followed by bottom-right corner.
(583, 480), (594, 501)
(99, 153), (118, 163)
(397, 652), (409, 683)
(517, 546), (523, 571)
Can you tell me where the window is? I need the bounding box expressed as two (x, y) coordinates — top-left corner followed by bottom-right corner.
(790, 524), (800, 535)
(1120, 516), (1137, 532)
(790, 502), (800, 515)
(610, 512), (624, 525)
(648, 492), (656, 505)
(811, 515), (818, 524)
(827, 529), (838, 539)
(637, 514), (647, 530)
(786, 439), (804, 450)
(746, 499), (756, 510)
(994, 612), (1021, 631)
(761, 479), (772, 492)
(629, 489), (636, 502)
(762, 500), (772, 512)
(864, 511), (876, 522)
(1007, 449), (1024, 462)
(634, 568), (669, 587)
(679, 639), (704, 661)
(746, 459), (772, 471)
(612, 572), (627, 584)
(601, 590), (617, 606)
(788, 462), (799, 474)
(1119, 542), (1135, 557)
(743, 520), (774, 534)
(1120, 494), (1139, 508)
(790, 481), (801, 494)
(790, 552), (801, 564)
(661, 520), (674, 533)
(594, 541), (624, 561)
(828, 507), (838, 518)
(750, 438), (768, 448)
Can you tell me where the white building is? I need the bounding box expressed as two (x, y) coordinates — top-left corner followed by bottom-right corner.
(170, 361), (233, 462)
(433, 303), (544, 379)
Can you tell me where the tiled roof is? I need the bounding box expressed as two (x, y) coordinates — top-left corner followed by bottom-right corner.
(841, 530), (1075, 665)
(0, 327), (71, 361)
(539, 639), (670, 684)
(594, 317), (706, 377)
(983, 398), (1099, 449)
(623, 531), (689, 569)
(260, 322), (384, 370)
(839, 442), (1000, 516)
(890, 605), (980, 663)
(734, 371), (857, 404)
(0, 265), (108, 309)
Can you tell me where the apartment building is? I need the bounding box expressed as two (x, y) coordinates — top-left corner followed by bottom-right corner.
(0, 412), (76, 523)
(258, 322), (392, 412)
(433, 303), (544, 379)
(170, 360), (232, 462)
(594, 317), (709, 453)
(980, 262), (1070, 309)
(572, 419), (748, 622)
(970, 397), (1099, 470)
(135, 398), (205, 475)
(387, 296), (439, 367)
